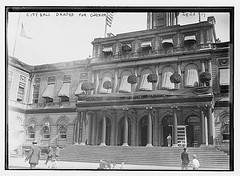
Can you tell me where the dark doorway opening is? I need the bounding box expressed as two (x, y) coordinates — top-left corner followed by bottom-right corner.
(139, 116), (148, 146)
(162, 115), (173, 146)
(186, 116), (201, 147)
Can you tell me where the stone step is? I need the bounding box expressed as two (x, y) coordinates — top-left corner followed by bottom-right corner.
(59, 145), (229, 170)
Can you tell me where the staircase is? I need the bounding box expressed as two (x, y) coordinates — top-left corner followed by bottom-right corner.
(59, 145), (230, 170)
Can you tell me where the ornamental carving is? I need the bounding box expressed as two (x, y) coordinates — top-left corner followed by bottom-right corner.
(218, 59), (229, 66)
(48, 76), (55, 83)
(63, 74), (71, 82)
(79, 72), (88, 80)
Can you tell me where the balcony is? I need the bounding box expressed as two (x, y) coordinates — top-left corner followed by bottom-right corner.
(91, 43), (213, 64)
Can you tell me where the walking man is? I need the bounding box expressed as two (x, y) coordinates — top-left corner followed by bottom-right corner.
(45, 146), (54, 165)
(55, 145), (60, 161)
(181, 147), (190, 170)
(24, 141), (41, 169)
(167, 134), (172, 147)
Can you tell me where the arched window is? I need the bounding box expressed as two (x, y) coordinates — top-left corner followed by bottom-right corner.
(222, 123), (229, 141)
(27, 126), (35, 139)
(42, 125), (50, 138)
(161, 66), (174, 89)
(99, 76), (112, 94)
(184, 64), (199, 87)
(59, 125), (67, 139)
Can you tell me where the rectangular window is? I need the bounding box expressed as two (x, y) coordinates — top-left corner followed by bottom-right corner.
(219, 68), (230, 93)
(42, 76), (55, 102)
(220, 68), (230, 85)
(17, 75), (26, 102)
(17, 86), (24, 102)
(33, 84), (40, 103)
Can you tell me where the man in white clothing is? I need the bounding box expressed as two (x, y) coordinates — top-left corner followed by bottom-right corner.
(192, 154), (200, 170)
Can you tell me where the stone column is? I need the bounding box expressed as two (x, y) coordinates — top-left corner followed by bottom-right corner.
(133, 68), (138, 92)
(122, 108), (129, 146)
(110, 116), (115, 146)
(172, 107), (178, 147)
(205, 115), (209, 146)
(208, 106), (214, 145)
(114, 70), (118, 93)
(177, 63), (182, 89)
(91, 113), (96, 145)
(100, 110), (107, 146)
(95, 72), (99, 94)
(200, 107), (206, 145)
(146, 107), (153, 147)
(208, 59), (212, 87)
(181, 70), (184, 88)
(201, 60), (206, 86)
(80, 110), (86, 145)
(74, 110), (81, 145)
(155, 66), (159, 90)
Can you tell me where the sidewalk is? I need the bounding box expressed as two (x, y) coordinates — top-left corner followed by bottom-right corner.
(8, 156), (181, 170)
(8, 156), (220, 170)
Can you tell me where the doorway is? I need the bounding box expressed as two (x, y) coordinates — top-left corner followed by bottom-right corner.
(139, 116), (148, 146)
(162, 115), (173, 146)
(186, 116), (201, 147)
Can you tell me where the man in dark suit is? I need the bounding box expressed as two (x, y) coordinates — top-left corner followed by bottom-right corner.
(44, 146), (54, 165)
(25, 141), (41, 169)
(181, 147), (190, 170)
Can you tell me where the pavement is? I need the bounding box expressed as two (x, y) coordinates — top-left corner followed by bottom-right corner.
(8, 156), (183, 170)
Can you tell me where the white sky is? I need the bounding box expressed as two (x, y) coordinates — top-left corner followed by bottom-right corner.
(7, 12), (230, 65)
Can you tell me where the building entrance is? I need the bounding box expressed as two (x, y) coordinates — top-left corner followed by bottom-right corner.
(139, 116), (148, 146)
(186, 116), (201, 147)
(162, 115), (173, 146)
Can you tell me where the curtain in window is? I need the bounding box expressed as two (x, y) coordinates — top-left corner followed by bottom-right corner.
(220, 68), (230, 85)
(42, 84), (54, 98)
(119, 75), (131, 93)
(185, 65), (199, 87)
(58, 82), (70, 97)
(99, 77), (112, 94)
(139, 74), (152, 91)
(162, 67), (174, 89)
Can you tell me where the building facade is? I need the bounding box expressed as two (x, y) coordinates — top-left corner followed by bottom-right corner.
(7, 13), (231, 155)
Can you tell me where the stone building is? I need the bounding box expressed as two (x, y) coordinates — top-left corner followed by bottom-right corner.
(7, 12), (231, 155)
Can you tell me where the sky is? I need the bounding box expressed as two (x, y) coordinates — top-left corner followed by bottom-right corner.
(7, 12), (230, 65)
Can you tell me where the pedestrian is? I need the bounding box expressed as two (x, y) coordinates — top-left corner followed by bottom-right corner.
(181, 147), (190, 170)
(55, 145), (60, 161)
(48, 156), (58, 169)
(167, 134), (172, 147)
(44, 146), (54, 165)
(192, 154), (200, 170)
(24, 141), (41, 169)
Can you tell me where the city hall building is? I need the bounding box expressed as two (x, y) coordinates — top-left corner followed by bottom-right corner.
(8, 12), (231, 155)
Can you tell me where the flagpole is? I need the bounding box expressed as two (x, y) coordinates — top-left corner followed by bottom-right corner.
(104, 16), (107, 37)
(12, 13), (21, 57)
